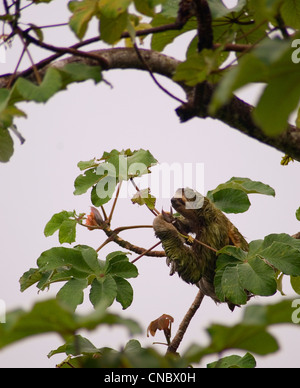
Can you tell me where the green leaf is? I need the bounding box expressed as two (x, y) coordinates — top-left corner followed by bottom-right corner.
(60, 63), (102, 83)
(106, 259), (138, 279)
(185, 324), (278, 363)
(259, 242), (300, 276)
(253, 60), (300, 136)
(208, 0), (247, 19)
(151, 16), (197, 52)
(209, 188), (251, 214)
(296, 207), (300, 221)
(44, 211), (74, 237)
(58, 220), (77, 244)
(48, 334), (101, 358)
(99, 0), (132, 18)
(89, 276), (117, 308)
(37, 246), (94, 273)
(11, 68), (63, 103)
(207, 352), (256, 369)
(77, 158), (98, 171)
(114, 276), (134, 309)
(207, 177), (275, 214)
(214, 265), (248, 305)
(131, 188), (156, 209)
(160, 0), (180, 18)
(74, 168), (101, 195)
(237, 256), (277, 296)
(210, 39), (289, 115)
(68, 0), (99, 40)
(248, 0), (282, 23)
(184, 298), (300, 364)
(134, 0), (156, 16)
(242, 299), (299, 326)
(0, 299), (141, 350)
(208, 177), (275, 197)
(99, 11), (129, 45)
(291, 276), (300, 294)
(93, 176), (118, 206)
(19, 268), (43, 292)
(0, 128), (13, 163)
(56, 278), (88, 311)
(281, 0), (300, 29)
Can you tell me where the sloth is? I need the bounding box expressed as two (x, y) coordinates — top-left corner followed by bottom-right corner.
(153, 188), (250, 311)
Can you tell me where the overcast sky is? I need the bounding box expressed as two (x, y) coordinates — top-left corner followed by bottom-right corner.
(0, 1), (300, 368)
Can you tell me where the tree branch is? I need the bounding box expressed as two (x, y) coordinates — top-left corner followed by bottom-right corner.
(1, 47), (300, 161)
(167, 290), (204, 354)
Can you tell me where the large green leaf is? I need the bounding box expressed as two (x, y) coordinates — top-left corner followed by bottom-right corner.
(237, 256), (277, 296)
(214, 265), (248, 305)
(57, 278), (88, 311)
(207, 177), (275, 214)
(0, 299), (141, 350)
(215, 233), (300, 305)
(89, 276), (118, 308)
(20, 248), (137, 311)
(209, 188), (251, 214)
(259, 242), (300, 276)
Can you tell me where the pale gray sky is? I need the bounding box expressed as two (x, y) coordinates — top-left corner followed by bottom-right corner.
(0, 1), (300, 368)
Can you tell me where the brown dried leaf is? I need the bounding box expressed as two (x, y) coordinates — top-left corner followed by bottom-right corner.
(147, 314), (174, 337)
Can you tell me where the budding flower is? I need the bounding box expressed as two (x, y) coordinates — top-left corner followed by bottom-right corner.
(85, 207), (104, 230)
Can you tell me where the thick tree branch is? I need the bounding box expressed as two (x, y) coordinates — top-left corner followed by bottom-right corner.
(1, 47), (300, 161)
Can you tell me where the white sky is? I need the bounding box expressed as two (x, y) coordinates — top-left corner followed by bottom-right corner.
(0, 1), (300, 368)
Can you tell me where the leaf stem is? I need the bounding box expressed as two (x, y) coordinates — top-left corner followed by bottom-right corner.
(107, 181), (122, 224)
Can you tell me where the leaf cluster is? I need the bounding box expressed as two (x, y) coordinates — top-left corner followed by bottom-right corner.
(20, 247), (138, 311)
(215, 234), (300, 306)
(74, 148), (158, 207)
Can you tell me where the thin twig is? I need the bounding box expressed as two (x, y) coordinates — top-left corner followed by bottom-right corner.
(131, 241), (162, 264)
(100, 205), (108, 221)
(167, 290), (205, 354)
(6, 44), (26, 88)
(15, 29), (42, 84)
(107, 181), (122, 224)
(133, 42), (185, 105)
(178, 232), (218, 253)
